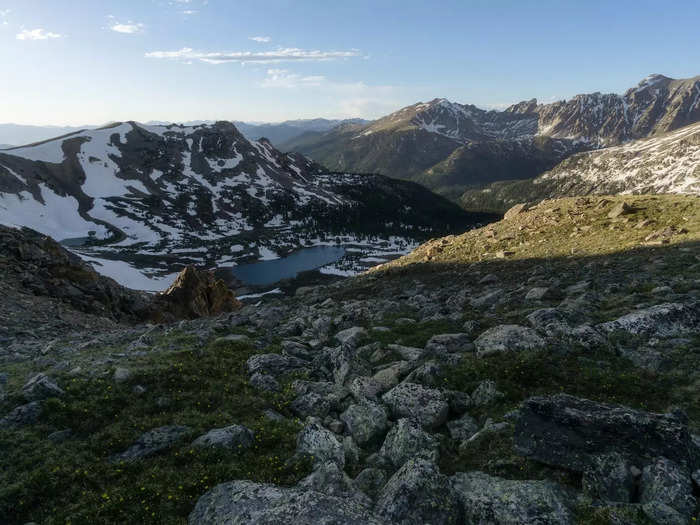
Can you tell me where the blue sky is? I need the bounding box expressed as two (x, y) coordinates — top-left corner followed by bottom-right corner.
(1, 0), (699, 125)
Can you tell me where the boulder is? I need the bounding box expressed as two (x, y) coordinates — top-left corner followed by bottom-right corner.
(382, 382), (449, 430)
(249, 372), (280, 392)
(291, 392), (332, 419)
(640, 457), (696, 525)
(450, 471), (574, 524)
(296, 421), (345, 469)
(188, 480), (383, 524)
(424, 333), (471, 354)
(152, 266), (241, 321)
(403, 361), (442, 387)
(447, 414), (480, 441)
(514, 394), (696, 472)
(387, 344), (424, 361)
(110, 425), (190, 463)
(372, 361), (413, 392)
(246, 353), (308, 377)
(297, 461), (369, 505)
(474, 325), (545, 357)
(354, 468), (388, 499)
(192, 424), (254, 451)
(607, 201), (635, 219)
(340, 401), (389, 447)
(0, 401), (41, 428)
(597, 302), (699, 339)
(379, 418), (440, 469)
(348, 376), (385, 402)
(582, 453), (637, 503)
(504, 203), (529, 220)
(22, 373), (64, 400)
(334, 327), (368, 348)
(470, 380), (504, 407)
(375, 459), (460, 525)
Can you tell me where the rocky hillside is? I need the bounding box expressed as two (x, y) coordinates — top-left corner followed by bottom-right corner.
(461, 122), (700, 213)
(0, 121), (489, 287)
(234, 118), (370, 147)
(1, 194), (698, 524)
(281, 74), (700, 197)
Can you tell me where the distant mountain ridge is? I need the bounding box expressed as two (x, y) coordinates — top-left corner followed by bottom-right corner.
(280, 74), (700, 197)
(461, 121), (700, 212)
(0, 120), (487, 287)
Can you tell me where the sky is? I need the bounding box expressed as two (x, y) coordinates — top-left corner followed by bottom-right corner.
(1, 0), (699, 126)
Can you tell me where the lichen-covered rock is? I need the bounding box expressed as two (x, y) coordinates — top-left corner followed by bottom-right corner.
(514, 394), (696, 472)
(22, 373), (64, 400)
(403, 361), (442, 387)
(348, 376), (385, 401)
(249, 372), (280, 392)
(354, 468), (387, 499)
(188, 480), (384, 524)
(474, 325), (545, 357)
(334, 327), (368, 348)
(375, 458), (460, 525)
(424, 333), (471, 354)
(246, 353), (308, 377)
(640, 457), (696, 525)
(597, 302), (700, 338)
(340, 401), (388, 447)
(0, 401), (41, 428)
(192, 424), (254, 451)
(387, 344), (424, 361)
(379, 418), (439, 469)
(296, 421), (345, 469)
(297, 461), (370, 506)
(110, 425), (190, 463)
(317, 345), (371, 386)
(582, 453), (637, 503)
(382, 382), (448, 429)
(291, 392), (332, 419)
(470, 380), (504, 407)
(451, 471), (573, 524)
(372, 361), (413, 392)
(447, 413), (479, 441)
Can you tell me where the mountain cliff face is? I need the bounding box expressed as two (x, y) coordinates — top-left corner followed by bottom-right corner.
(0, 121), (488, 286)
(460, 121), (700, 212)
(281, 74), (700, 196)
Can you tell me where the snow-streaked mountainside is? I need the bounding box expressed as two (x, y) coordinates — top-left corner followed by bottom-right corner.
(460, 121), (700, 212)
(281, 74), (700, 196)
(0, 121), (488, 289)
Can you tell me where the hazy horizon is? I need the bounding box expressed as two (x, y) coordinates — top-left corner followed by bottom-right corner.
(1, 0), (699, 126)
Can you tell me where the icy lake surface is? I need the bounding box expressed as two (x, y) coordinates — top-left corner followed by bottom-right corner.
(230, 245), (346, 285)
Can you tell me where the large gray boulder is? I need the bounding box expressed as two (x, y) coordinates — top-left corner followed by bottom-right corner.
(425, 333), (471, 354)
(334, 327), (368, 348)
(379, 418), (440, 469)
(340, 401), (388, 447)
(0, 401), (41, 428)
(296, 421), (345, 469)
(192, 424), (254, 451)
(110, 425), (190, 463)
(451, 471), (573, 524)
(382, 382), (449, 430)
(375, 459), (460, 525)
(597, 302), (700, 338)
(188, 480), (384, 524)
(22, 373), (64, 400)
(582, 453), (637, 503)
(474, 325), (545, 357)
(246, 353), (308, 377)
(447, 413), (479, 442)
(514, 394), (696, 472)
(640, 457), (696, 525)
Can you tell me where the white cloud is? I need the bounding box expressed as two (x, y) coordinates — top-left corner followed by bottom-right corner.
(145, 47), (361, 64)
(249, 36), (271, 43)
(16, 28), (62, 40)
(110, 22), (145, 34)
(0, 9), (10, 25)
(181, 10), (198, 15)
(261, 69), (325, 88)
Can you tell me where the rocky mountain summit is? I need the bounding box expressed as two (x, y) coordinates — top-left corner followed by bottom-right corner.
(1, 194), (699, 523)
(281, 74), (700, 197)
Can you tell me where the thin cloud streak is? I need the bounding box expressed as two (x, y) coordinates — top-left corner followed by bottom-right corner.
(16, 28), (62, 40)
(145, 47), (361, 64)
(249, 36), (271, 42)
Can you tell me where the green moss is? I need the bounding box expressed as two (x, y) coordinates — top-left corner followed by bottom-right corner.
(0, 339), (312, 524)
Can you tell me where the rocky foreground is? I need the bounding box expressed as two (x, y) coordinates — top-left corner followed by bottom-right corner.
(1, 195), (699, 524)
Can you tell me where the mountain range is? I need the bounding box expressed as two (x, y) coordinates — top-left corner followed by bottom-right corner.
(0, 120), (488, 288)
(280, 74), (700, 198)
(0, 119), (370, 152)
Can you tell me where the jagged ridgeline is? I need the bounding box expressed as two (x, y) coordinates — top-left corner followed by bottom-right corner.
(281, 74), (700, 198)
(0, 121), (491, 269)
